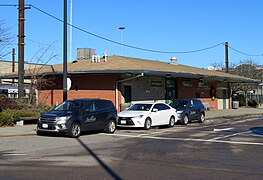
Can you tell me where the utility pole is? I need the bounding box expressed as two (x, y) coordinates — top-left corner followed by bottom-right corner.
(225, 42), (229, 73)
(63, 0), (68, 101)
(12, 48), (15, 84)
(17, 0), (30, 98)
(18, 0), (25, 98)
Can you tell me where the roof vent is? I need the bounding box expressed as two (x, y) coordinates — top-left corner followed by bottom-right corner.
(91, 55), (101, 63)
(169, 56), (178, 65)
(77, 48), (96, 60)
(103, 49), (108, 62)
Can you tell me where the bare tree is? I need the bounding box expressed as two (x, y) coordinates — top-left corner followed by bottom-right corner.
(229, 59), (261, 105)
(211, 59), (261, 105)
(0, 20), (13, 59)
(26, 44), (57, 105)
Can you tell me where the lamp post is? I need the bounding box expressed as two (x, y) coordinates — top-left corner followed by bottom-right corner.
(118, 26), (125, 56)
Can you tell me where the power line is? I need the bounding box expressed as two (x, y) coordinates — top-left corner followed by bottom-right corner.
(1, 4), (263, 56)
(228, 45), (263, 57)
(29, 4), (224, 54)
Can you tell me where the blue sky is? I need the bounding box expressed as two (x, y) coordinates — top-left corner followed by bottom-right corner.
(0, 0), (263, 68)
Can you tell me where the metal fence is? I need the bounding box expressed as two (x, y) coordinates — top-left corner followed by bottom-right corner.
(247, 94), (263, 104)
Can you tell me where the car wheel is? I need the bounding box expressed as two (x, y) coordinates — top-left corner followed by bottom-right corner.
(69, 122), (81, 138)
(144, 118), (151, 130)
(36, 130), (45, 136)
(169, 116), (175, 127)
(199, 113), (205, 123)
(181, 115), (189, 125)
(105, 120), (116, 133)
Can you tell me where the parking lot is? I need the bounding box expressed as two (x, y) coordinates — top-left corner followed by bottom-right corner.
(109, 114), (263, 146)
(1, 113), (263, 179)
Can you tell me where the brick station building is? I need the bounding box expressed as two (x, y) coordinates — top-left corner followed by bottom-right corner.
(1, 55), (258, 111)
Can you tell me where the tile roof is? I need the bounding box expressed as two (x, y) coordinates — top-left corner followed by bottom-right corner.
(1, 55), (259, 83)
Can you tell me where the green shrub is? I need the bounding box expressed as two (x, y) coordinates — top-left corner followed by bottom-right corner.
(239, 99), (246, 107)
(248, 100), (258, 108)
(0, 109), (40, 126)
(0, 95), (53, 126)
(0, 110), (15, 126)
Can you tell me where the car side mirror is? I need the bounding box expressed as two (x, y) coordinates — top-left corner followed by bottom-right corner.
(152, 108), (158, 112)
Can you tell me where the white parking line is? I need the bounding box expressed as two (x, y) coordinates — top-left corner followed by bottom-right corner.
(184, 117), (261, 130)
(213, 128), (234, 132)
(211, 130), (252, 140)
(1, 153), (26, 156)
(106, 133), (263, 146)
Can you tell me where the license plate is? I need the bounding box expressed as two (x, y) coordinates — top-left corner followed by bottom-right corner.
(121, 120), (126, 124)
(42, 124), (48, 128)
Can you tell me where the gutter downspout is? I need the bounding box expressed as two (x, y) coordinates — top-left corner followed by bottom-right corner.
(115, 73), (144, 112)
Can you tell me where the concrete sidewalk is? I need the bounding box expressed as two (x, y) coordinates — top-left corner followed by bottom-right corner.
(0, 107), (263, 137)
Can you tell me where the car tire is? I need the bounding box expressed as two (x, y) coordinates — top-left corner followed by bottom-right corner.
(69, 122), (81, 138)
(105, 120), (116, 134)
(181, 115), (189, 125)
(36, 130), (45, 136)
(198, 113), (205, 123)
(144, 118), (151, 130)
(169, 116), (175, 127)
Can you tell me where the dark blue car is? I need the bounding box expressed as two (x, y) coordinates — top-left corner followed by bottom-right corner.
(37, 98), (117, 138)
(171, 98), (205, 125)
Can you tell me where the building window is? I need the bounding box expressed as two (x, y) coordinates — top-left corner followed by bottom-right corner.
(151, 81), (162, 87)
(182, 80), (192, 87)
(198, 81), (208, 87)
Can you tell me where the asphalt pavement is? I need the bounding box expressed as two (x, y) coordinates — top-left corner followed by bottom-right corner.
(0, 107), (262, 137)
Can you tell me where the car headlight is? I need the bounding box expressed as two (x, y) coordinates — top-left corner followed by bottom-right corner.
(132, 115), (144, 119)
(177, 110), (183, 114)
(56, 116), (72, 124)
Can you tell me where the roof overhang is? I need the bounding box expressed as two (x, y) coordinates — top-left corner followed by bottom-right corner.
(1, 69), (258, 84)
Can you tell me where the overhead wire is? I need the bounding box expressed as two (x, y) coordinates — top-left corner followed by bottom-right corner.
(228, 45), (263, 57)
(1, 4), (263, 56)
(29, 4), (223, 54)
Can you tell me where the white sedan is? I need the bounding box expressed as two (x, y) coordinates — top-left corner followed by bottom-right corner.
(117, 102), (177, 130)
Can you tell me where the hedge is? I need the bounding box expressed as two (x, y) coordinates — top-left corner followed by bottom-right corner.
(0, 109), (40, 126)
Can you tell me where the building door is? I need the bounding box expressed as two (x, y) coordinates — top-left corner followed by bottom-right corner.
(165, 78), (177, 103)
(223, 89), (227, 109)
(124, 86), (131, 103)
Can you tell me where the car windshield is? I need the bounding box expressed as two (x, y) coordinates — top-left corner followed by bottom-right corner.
(172, 100), (188, 108)
(127, 104), (153, 111)
(54, 100), (81, 111)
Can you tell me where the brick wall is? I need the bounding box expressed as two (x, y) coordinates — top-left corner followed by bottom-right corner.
(38, 74), (121, 108)
(177, 79), (218, 110)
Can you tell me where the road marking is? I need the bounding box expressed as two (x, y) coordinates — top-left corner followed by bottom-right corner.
(213, 128), (234, 132)
(211, 130), (252, 140)
(2, 153), (26, 156)
(106, 133), (263, 146)
(185, 117), (261, 130)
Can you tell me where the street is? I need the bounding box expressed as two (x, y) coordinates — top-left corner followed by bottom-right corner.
(1, 114), (263, 180)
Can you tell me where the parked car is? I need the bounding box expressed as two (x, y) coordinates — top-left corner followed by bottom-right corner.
(117, 102), (177, 130)
(37, 98), (117, 138)
(171, 98), (205, 125)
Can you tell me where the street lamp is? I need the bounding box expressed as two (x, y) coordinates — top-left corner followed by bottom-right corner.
(118, 26), (125, 55)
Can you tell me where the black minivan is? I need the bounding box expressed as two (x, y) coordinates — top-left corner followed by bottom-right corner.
(37, 98), (117, 138)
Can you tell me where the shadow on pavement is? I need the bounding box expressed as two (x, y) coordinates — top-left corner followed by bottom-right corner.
(76, 138), (122, 180)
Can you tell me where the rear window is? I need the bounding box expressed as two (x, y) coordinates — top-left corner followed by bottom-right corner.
(95, 100), (114, 110)
(172, 100), (188, 108)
